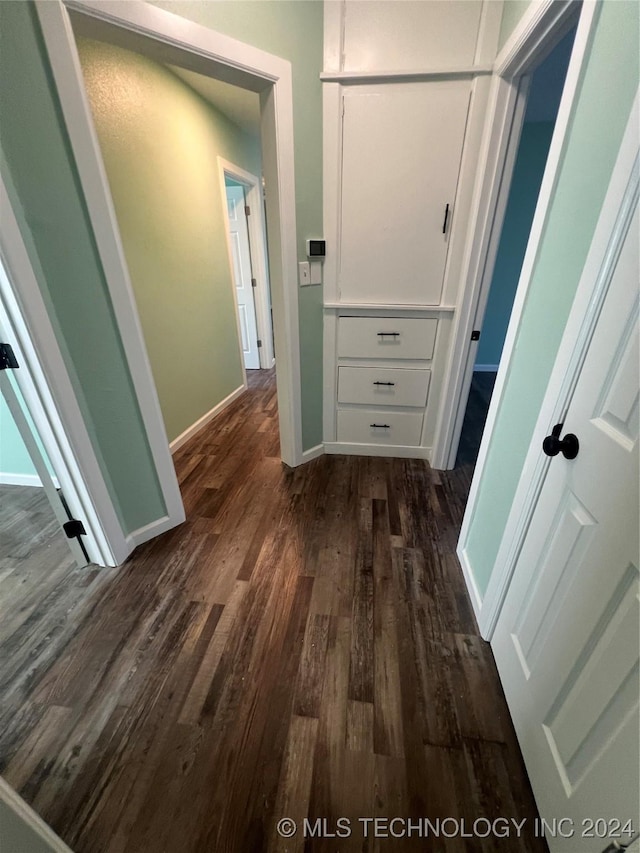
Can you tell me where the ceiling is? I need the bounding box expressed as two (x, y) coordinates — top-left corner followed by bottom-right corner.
(167, 64), (261, 136)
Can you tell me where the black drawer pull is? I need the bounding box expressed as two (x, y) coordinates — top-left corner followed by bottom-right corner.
(377, 331), (400, 337)
(373, 381), (395, 386)
(370, 423), (390, 429)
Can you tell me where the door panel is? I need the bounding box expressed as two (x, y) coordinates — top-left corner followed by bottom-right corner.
(226, 185), (260, 369)
(339, 82), (470, 305)
(492, 199), (639, 850)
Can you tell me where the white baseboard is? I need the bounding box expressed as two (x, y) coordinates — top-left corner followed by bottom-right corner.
(0, 472), (60, 488)
(473, 363), (499, 372)
(169, 384), (246, 454)
(324, 442), (431, 460)
(301, 443), (324, 463)
(456, 545), (483, 626)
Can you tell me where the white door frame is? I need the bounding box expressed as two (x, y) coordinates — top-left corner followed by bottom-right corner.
(35, 4), (303, 505)
(470, 90), (639, 641)
(1, 177), (126, 567)
(219, 158), (275, 370)
(431, 0), (588, 470)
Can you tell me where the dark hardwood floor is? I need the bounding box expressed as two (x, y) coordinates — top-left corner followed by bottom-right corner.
(0, 368), (546, 852)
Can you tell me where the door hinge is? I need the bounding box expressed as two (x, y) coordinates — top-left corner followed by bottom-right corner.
(63, 518), (87, 539)
(251, 278), (257, 288)
(244, 205), (251, 216)
(0, 342), (19, 370)
(257, 339), (262, 348)
(471, 330), (481, 341)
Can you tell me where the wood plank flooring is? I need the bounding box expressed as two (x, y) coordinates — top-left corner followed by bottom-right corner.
(0, 369), (546, 852)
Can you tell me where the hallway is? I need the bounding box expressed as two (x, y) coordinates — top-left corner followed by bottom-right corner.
(0, 370), (545, 852)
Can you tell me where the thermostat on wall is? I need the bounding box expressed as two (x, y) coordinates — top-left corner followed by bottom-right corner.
(306, 239), (326, 258)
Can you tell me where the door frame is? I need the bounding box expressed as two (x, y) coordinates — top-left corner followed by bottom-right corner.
(35, 3), (303, 499)
(1, 177), (126, 567)
(476, 91), (639, 641)
(431, 0), (588, 470)
(219, 158), (275, 370)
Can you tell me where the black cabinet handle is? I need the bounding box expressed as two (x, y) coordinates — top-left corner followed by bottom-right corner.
(370, 423), (390, 429)
(373, 381), (395, 386)
(377, 332), (400, 337)
(442, 203), (450, 234)
(542, 423), (579, 460)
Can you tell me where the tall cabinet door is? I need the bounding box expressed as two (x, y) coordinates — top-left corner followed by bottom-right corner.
(339, 82), (470, 305)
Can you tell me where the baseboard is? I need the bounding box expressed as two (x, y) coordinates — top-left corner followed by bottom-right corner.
(456, 545), (483, 625)
(474, 364), (499, 372)
(324, 442), (431, 460)
(301, 443), (324, 463)
(0, 472), (60, 488)
(169, 384), (246, 454)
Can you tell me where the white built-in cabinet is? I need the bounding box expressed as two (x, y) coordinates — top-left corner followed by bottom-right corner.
(323, 1), (501, 461)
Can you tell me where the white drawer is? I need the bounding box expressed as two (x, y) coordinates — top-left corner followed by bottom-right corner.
(338, 366), (430, 407)
(337, 316), (437, 360)
(337, 409), (423, 446)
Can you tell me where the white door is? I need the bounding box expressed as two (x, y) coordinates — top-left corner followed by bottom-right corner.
(226, 184), (260, 370)
(492, 177), (639, 845)
(339, 81), (470, 305)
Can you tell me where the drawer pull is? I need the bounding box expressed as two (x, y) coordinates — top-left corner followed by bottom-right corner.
(377, 331), (400, 337)
(370, 423), (391, 429)
(373, 381), (395, 386)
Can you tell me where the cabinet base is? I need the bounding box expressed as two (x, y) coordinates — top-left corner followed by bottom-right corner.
(323, 441), (431, 460)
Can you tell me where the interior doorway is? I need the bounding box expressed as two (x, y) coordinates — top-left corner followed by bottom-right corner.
(454, 24), (577, 473)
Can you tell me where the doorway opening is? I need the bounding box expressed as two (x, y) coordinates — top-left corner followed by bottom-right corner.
(454, 24), (577, 473)
(221, 162), (275, 372)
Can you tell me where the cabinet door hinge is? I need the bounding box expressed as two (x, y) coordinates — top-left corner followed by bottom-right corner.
(257, 339), (262, 348)
(251, 278), (257, 288)
(0, 342), (19, 370)
(244, 205), (251, 216)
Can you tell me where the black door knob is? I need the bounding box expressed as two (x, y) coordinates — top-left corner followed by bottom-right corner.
(542, 423), (579, 460)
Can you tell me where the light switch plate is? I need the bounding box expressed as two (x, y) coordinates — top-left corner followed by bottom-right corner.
(298, 261), (311, 286)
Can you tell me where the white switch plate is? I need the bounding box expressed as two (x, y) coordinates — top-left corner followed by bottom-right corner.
(310, 260), (322, 285)
(298, 261), (311, 286)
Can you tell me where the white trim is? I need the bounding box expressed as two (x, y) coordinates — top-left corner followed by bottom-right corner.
(0, 178), (125, 567)
(169, 384), (246, 454)
(320, 67), (493, 84)
(479, 92), (639, 640)
(473, 363), (500, 373)
(218, 158), (274, 370)
(0, 473), (62, 488)
(457, 546), (483, 623)
(324, 442), (431, 460)
(35, 6), (304, 520)
(300, 443), (325, 464)
(431, 0), (585, 470)
(0, 776), (73, 853)
(125, 515), (174, 549)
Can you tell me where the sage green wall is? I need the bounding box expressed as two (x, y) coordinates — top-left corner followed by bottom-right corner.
(76, 37), (261, 444)
(0, 395), (37, 479)
(466, 0), (639, 597)
(150, 0), (324, 449)
(498, 0), (532, 50)
(0, 1), (165, 533)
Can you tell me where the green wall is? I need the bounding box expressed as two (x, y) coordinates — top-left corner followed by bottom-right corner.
(150, 0), (324, 449)
(0, 395), (37, 479)
(76, 37), (261, 444)
(476, 121), (554, 367)
(466, 0), (640, 597)
(0, 1), (165, 533)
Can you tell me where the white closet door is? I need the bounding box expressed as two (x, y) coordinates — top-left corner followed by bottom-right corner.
(339, 82), (470, 306)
